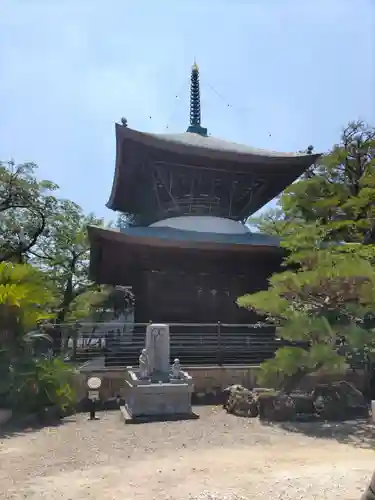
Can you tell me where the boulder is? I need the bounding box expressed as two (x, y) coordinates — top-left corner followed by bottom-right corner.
(312, 381), (368, 420)
(223, 380), (368, 422)
(362, 470), (375, 500)
(258, 392), (296, 421)
(0, 408), (12, 426)
(223, 385), (259, 417)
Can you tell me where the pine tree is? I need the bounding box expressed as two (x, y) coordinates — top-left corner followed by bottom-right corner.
(239, 121), (375, 391)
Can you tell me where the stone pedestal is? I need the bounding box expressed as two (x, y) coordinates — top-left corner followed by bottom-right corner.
(121, 323), (197, 423)
(122, 368), (196, 423)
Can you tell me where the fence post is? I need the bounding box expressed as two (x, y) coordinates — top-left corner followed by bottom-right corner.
(72, 332), (77, 361)
(217, 321), (222, 366)
(60, 325), (68, 359)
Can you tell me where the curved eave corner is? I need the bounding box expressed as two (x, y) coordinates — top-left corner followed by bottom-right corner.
(106, 124), (126, 210)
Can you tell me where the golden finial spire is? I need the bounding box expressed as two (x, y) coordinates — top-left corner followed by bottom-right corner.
(186, 60), (207, 136)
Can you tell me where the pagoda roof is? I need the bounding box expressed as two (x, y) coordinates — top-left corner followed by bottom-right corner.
(114, 124), (320, 163)
(88, 224), (282, 284)
(153, 132), (304, 157)
(107, 124), (320, 219)
(88, 224), (281, 249)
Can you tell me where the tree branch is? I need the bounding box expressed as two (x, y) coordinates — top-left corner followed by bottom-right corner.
(0, 207), (46, 263)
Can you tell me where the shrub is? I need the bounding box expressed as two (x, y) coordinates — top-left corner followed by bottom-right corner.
(10, 357), (76, 414)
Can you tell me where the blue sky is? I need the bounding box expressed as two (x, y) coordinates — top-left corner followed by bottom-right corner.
(0, 0), (374, 221)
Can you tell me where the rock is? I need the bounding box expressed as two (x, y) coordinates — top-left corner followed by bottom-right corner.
(292, 392), (315, 415)
(222, 385), (245, 408)
(362, 470), (375, 500)
(251, 388), (275, 394)
(223, 385), (259, 417)
(223, 380), (368, 422)
(222, 384), (245, 397)
(312, 381), (368, 420)
(0, 408), (12, 426)
(258, 392), (296, 421)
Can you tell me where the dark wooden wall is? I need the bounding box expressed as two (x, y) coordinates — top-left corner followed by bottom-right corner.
(132, 249), (281, 324)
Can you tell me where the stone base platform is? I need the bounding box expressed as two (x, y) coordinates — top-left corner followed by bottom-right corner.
(120, 405), (199, 424)
(122, 368), (197, 423)
(124, 367), (194, 421)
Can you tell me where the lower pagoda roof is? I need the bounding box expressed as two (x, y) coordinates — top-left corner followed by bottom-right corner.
(88, 224), (282, 284)
(107, 125), (321, 222)
(89, 224), (280, 248)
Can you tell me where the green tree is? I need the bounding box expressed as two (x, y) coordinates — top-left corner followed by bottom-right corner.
(248, 206), (289, 236)
(238, 242), (375, 391)
(249, 121), (375, 243)
(70, 285), (134, 322)
(0, 160), (119, 351)
(116, 212), (140, 228)
(283, 121), (375, 244)
(64, 285), (134, 353)
(27, 200), (109, 351)
(239, 121), (375, 391)
(30, 200), (106, 323)
(0, 161), (58, 263)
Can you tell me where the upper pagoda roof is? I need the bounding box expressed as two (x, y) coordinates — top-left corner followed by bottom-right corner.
(106, 63), (320, 220)
(114, 124), (319, 163)
(153, 131), (307, 157)
(107, 124), (320, 219)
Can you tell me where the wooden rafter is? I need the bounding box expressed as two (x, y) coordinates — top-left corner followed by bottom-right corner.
(152, 162), (179, 212)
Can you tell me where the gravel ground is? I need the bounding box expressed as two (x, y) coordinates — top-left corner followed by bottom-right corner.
(1, 406), (374, 500)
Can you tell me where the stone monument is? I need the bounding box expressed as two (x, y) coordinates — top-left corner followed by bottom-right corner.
(121, 324), (197, 423)
(145, 324), (170, 378)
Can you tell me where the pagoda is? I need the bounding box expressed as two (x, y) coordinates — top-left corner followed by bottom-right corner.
(88, 64), (319, 326)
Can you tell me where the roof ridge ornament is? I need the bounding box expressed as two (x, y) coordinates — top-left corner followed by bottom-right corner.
(186, 61), (208, 137)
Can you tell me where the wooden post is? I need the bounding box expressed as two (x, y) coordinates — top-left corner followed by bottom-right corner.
(217, 321), (222, 366)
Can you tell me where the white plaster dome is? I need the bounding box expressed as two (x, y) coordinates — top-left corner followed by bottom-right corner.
(149, 216), (250, 234)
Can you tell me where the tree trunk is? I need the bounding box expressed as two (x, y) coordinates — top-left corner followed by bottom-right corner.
(282, 363), (324, 394)
(0, 304), (23, 358)
(53, 277), (74, 355)
(282, 368), (309, 394)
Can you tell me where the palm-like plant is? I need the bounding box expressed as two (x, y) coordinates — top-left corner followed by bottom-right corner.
(0, 262), (76, 413)
(0, 262), (56, 339)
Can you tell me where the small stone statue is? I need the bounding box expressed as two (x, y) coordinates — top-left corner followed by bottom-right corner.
(139, 348), (149, 379)
(171, 358), (182, 379)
